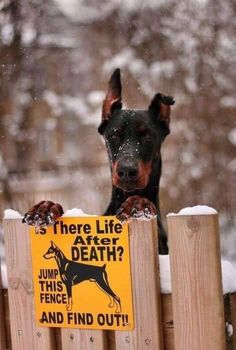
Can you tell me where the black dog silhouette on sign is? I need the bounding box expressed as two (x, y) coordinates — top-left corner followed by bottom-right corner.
(43, 241), (121, 313)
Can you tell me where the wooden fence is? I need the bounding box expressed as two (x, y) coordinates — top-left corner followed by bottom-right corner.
(1, 213), (235, 349)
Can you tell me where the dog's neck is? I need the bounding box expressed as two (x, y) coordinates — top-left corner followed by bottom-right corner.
(105, 156), (162, 215)
(54, 250), (68, 272)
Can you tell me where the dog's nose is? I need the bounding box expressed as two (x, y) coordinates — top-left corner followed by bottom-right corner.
(117, 164), (139, 181)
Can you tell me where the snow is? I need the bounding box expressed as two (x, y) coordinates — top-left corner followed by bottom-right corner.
(43, 90), (62, 116)
(53, 0), (166, 23)
(87, 91), (105, 106)
(228, 158), (236, 171)
(159, 255), (172, 293)
(226, 322), (234, 337)
(228, 128), (236, 146)
(220, 96), (236, 108)
(39, 34), (79, 48)
(21, 25), (37, 46)
(61, 95), (88, 116)
(168, 205), (218, 216)
(159, 255), (236, 295)
(44, 90), (89, 118)
(150, 61), (175, 79)
(4, 209), (22, 219)
(1, 23), (14, 45)
(52, 0), (119, 23)
(1, 264), (7, 289)
(221, 260), (236, 293)
(103, 48), (134, 72)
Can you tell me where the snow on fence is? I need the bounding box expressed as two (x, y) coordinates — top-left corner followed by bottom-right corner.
(1, 211), (236, 349)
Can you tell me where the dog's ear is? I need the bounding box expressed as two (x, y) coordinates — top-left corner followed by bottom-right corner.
(51, 241), (56, 248)
(149, 93), (175, 133)
(99, 68), (122, 134)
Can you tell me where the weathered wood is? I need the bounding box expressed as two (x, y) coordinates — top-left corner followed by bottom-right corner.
(60, 329), (108, 350)
(167, 214), (226, 350)
(4, 288), (236, 350)
(115, 219), (164, 350)
(0, 262), (6, 350)
(3, 219), (55, 350)
(3, 289), (11, 349)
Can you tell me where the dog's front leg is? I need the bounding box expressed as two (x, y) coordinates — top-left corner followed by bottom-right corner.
(65, 283), (73, 311)
(108, 295), (115, 308)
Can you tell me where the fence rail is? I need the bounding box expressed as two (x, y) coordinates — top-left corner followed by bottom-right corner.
(1, 213), (235, 349)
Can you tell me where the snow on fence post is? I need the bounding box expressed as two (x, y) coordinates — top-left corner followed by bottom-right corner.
(115, 219), (164, 350)
(167, 208), (226, 350)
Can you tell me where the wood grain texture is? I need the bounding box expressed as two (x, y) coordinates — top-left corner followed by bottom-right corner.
(3, 219), (55, 350)
(60, 329), (108, 350)
(167, 214), (226, 350)
(115, 219), (164, 350)
(0, 260), (6, 350)
(3, 289), (11, 349)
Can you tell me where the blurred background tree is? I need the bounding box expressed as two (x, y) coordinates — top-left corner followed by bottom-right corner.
(0, 0), (235, 259)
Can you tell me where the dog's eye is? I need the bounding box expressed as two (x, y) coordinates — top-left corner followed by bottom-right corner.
(108, 133), (119, 141)
(142, 133), (153, 142)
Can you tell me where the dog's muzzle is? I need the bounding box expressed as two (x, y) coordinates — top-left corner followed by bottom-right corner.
(114, 160), (142, 191)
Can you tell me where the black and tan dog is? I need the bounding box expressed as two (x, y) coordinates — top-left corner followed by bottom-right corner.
(43, 241), (121, 312)
(23, 69), (174, 254)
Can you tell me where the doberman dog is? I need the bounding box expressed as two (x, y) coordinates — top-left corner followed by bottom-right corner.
(43, 241), (121, 312)
(23, 69), (174, 254)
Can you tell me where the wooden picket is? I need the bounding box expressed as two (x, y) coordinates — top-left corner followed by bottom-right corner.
(3, 219), (55, 350)
(115, 220), (163, 350)
(167, 213), (226, 350)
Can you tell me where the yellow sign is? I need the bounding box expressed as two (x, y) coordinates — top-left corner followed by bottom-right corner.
(30, 216), (134, 330)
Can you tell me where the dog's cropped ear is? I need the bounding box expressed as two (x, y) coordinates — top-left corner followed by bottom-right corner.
(51, 241), (56, 248)
(99, 68), (122, 134)
(149, 93), (175, 132)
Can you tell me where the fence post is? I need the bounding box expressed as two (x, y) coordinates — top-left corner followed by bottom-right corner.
(115, 219), (164, 350)
(3, 219), (55, 350)
(167, 213), (226, 350)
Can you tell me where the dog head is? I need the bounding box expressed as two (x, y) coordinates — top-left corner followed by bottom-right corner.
(43, 241), (58, 259)
(98, 68), (175, 192)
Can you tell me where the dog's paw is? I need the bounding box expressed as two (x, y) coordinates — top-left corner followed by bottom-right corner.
(22, 200), (64, 226)
(66, 298), (73, 311)
(116, 196), (156, 223)
(108, 299), (115, 308)
(66, 304), (72, 311)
